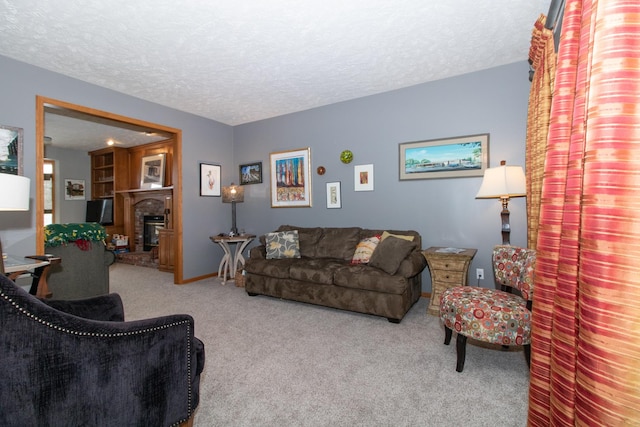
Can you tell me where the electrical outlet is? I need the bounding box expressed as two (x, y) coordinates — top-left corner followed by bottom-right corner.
(476, 268), (484, 280)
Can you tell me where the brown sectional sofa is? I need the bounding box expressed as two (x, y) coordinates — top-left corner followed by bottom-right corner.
(244, 225), (427, 323)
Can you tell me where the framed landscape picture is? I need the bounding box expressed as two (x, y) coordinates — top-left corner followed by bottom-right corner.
(270, 147), (311, 208)
(239, 161), (263, 185)
(399, 133), (489, 180)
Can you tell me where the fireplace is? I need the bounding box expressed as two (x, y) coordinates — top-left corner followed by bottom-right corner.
(143, 215), (164, 251)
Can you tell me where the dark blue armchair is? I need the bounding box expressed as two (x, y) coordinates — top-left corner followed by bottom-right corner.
(0, 273), (204, 426)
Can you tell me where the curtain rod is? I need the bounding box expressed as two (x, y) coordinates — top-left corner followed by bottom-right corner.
(545, 0), (565, 30)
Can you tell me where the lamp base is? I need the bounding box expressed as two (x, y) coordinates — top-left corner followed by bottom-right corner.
(500, 197), (511, 245)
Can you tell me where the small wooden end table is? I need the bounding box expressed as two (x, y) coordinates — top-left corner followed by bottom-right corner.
(422, 247), (477, 316)
(210, 234), (255, 284)
(4, 255), (61, 298)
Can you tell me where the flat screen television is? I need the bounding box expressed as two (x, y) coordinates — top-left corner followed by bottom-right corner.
(85, 199), (113, 225)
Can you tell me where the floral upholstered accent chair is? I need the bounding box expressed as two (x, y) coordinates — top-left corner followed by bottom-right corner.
(439, 245), (536, 372)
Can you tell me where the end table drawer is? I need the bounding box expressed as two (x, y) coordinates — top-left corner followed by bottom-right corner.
(428, 258), (467, 272)
(433, 270), (465, 284)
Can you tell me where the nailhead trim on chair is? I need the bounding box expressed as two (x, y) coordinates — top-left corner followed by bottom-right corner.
(1, 289), (195, 421)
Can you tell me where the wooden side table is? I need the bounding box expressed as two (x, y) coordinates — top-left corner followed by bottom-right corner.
(422, 247), (477, 316)
(210, 234), (255, 284)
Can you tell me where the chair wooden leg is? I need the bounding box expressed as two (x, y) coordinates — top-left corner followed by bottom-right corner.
(178, 414), (195, 427)
(524, 344), (531, 368)
(455, 333), (467, 372)
(444, 326), (452, 345)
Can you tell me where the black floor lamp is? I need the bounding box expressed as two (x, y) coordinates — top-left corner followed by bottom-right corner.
(476, 160), (526, 245)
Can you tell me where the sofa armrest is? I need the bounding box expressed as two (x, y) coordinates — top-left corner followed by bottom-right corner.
(396, 251), (428, 278)
(39, 293), (125, 321)
(249, 245), (266, 259)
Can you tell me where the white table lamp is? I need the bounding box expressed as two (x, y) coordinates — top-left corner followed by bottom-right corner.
(476, 161), (526, 245)
(0, 173), (31, 274)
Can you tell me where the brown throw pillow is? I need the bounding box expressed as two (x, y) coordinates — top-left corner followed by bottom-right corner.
(369, 236), (417, 275)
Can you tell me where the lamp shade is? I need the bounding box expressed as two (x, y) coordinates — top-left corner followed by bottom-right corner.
(476, 164), (526, 199)
(0, 173), (30, 210)
(221, 183), (244, 203)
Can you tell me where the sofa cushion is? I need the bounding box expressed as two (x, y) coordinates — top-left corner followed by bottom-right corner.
(333, 264), (409, 294)
(245, 257), (298, 279)
(265, 230), (301, 259)
(351, 235), (381, 264)
(289, 259), (344, 285)
(277, 225), (323, 258)
(315, 227), (361, 260)
(369, 236), (417, 275)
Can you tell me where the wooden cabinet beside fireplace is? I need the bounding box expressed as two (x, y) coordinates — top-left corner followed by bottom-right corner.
(158, 228), (174, 272)
(89, 147), (129, 237)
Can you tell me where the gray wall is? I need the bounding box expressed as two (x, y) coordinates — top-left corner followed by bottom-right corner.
(233, 61), (530, 291)
(1, 53), (530, 289)
(45, 146), (91, 223)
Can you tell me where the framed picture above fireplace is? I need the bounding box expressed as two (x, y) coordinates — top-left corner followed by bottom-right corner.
(140, 154), (165, 189)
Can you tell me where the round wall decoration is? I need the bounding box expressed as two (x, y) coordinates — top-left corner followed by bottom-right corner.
(340, 150), (353, 164)
(317, 166), (326, 175)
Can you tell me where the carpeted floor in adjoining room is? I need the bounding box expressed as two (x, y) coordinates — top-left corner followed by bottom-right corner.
(110, 263), (529, 427)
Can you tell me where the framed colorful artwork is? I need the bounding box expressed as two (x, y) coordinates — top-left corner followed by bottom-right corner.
(269, 147), (312, 208)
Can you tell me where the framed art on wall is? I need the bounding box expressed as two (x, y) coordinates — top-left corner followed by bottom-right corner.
(270, 147), (312, 208)
(354, 164), (374, 191)
(140, 153), (166, 188)
(64, 179), (85, 200)
(200, 163), (221, 196)
(399, 133), (489, 180)
(239, 161), (262, 185)
(0, 125), (23, 175)
(326, 181), (341, 209)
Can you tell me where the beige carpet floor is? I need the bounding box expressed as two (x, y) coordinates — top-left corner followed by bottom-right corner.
(110, 262), (530, 426)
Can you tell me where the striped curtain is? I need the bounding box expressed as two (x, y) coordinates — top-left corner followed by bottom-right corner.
(528, 0), (640, 425)
(526, 14), (557, 250)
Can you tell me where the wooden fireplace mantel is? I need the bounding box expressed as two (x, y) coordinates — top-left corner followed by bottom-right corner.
(117, 186), (173, 202)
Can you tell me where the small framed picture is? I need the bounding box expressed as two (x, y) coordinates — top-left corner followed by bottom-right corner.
(239, 161), (263, 185)
(200, 163), (221, 196)
(326, 181), (342, 209)
(354, 164), (374, 192)
(0, 125), (23, 175)
(140, 154), (166, 189)
(64, 179), (85, 200)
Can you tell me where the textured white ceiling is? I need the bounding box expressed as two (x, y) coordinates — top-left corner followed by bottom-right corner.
(1, 0), (547, 127)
